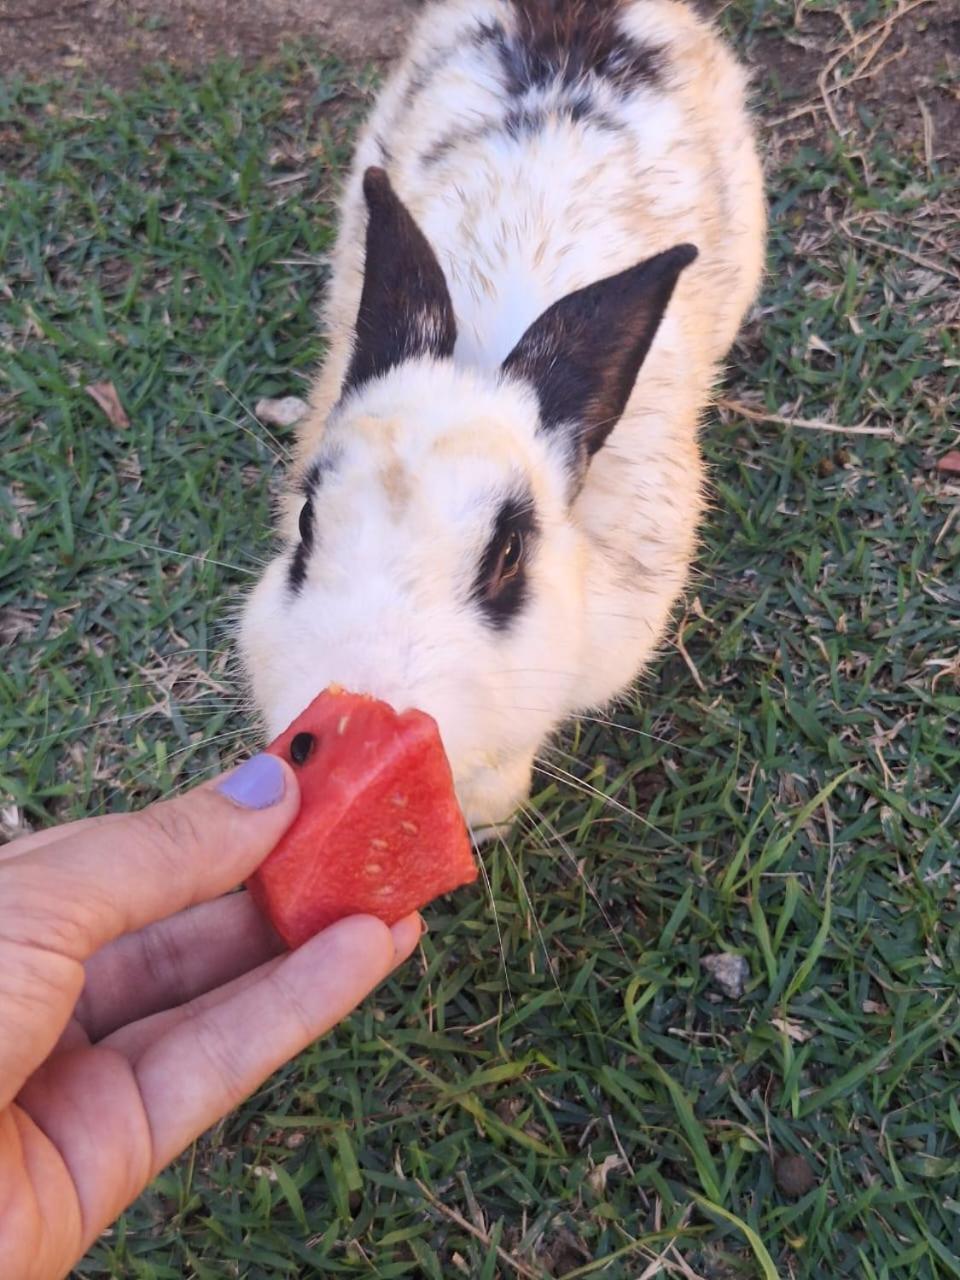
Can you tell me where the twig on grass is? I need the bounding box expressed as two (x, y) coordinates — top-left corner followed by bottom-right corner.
(817, 0), (936, 134)
(715, 397), (897, 438)
(414, 1178), (547, 1280)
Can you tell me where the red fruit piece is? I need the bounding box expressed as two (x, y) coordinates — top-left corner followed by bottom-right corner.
(247, 688), (477, 948)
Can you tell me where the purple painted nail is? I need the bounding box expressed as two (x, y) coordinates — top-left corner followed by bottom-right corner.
(217, 753), (286, 810)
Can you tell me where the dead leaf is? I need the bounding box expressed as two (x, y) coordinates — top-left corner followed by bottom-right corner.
(861, 999), (889, 1015)
(256, 395), (309, 428)
(701, 952), (749, 998)
(86, 381), (130, 429)
(771, 1017), (814, 1043)
(0, 803), (32, 844)
(806, 333), (836, 357)
(935, 450), (960, 475)
(0, 607), (37, 645)
(587, 1154), (624, 1195)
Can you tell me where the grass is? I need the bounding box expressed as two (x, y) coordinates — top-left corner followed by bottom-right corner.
(1, 6), (959, 1277)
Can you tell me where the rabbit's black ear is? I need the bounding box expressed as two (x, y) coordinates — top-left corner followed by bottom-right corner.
(501, 244), (698, 468)
(342, 167), (457, 394)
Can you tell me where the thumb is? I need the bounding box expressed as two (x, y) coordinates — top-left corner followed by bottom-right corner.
(0, 753), (301, 965)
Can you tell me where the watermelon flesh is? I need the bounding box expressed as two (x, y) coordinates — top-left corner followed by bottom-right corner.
(247, 688), (477, 948)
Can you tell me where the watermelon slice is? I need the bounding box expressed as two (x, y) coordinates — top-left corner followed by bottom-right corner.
(247, 688), (477, 947)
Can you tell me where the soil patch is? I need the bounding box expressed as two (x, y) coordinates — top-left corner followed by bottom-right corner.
(0, 0), (419, 86)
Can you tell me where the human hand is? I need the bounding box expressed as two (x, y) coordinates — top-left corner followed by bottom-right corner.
(0, 754), (421, 1280)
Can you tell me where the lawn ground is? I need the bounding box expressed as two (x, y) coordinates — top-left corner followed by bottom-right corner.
(1, 1), (959, 1275)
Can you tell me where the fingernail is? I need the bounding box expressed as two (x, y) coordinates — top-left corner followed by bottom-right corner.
(217, 753), (286, 809)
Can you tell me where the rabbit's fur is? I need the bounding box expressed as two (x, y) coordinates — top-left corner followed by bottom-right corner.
(240, 0), (765, 828)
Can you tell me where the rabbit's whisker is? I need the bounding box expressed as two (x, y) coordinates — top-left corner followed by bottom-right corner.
(471, 830), (516, 1015)
(533, 755), (689, 855)
(90, 726), (253, 816)
(518, 800), (628, 963)
(569, 713), (702, 757)
(81, 528), (260, 577)
(220, 383), (294, 463)
(198, 406), (288, 467)
(496, 825), (569, 1012)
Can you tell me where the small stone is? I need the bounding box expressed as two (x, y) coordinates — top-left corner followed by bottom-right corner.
(701, 952), (749, 998)
(775, 1154), (816, 1197)
(255, 395), (309, 428)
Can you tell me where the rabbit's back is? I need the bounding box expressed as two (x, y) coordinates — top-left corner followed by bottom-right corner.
(305, 0), (764, 439)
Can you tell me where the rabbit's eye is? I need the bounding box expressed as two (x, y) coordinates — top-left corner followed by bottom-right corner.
(298, 500), (313, 544)
(498, 530), (524, 583)
(473, 493), (538, 629)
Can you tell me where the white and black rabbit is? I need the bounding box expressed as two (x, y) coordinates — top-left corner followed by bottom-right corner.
(240, 0), (766, 829)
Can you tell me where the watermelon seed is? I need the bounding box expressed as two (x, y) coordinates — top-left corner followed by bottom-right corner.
(290, 732), (315, 765)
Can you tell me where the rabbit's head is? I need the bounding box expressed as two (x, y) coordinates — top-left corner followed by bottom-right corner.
(240, 168), (695, 829)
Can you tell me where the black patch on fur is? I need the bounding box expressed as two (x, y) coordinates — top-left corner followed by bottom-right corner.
(471, 490), (540, 630)
(474, 19), (508, 47)
(342, 167), (457, 396)
(569, 92), (595, 123)
(422, 96), (621, 168)
(501, 244), (698, 471)
(289, 454), (342, 593)
(409, 7), (649, 169)
(301, 447), (345, 497)
(405, 19), (507, 109)
(288, 496), (313, 594)
(421, 132), (465, 169)
(300, 458), (326, 497)
(495, 0), (663, 96)
(502, 100), (621, 140)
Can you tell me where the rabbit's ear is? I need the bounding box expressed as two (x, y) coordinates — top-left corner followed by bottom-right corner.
(342, 167), (457, 394)
(501, 244), (698, 466)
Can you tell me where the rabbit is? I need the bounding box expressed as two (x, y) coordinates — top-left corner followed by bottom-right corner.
(239, 0), (766, 831)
